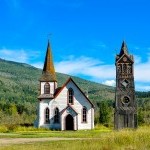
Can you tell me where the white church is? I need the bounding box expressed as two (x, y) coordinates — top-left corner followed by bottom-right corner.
(35, 41), (94, 130)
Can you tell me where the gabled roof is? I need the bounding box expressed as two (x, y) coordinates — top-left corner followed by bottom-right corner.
(116, 41), (134, 63)
(40, 41), (57, 82)
(38, 94), (54, 99)
(60, 104), (78, 115)
(54, 77), (95, 108)
(116, 53), (134, 64)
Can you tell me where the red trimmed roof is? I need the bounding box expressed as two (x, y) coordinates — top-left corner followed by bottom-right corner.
(54, 77), (95, 108)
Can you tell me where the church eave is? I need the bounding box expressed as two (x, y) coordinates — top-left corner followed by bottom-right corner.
(54, 77), (95, 108)
(39, 73), (57, 82)
(116, 53), (134, 64)
(60, 104), (78, 115)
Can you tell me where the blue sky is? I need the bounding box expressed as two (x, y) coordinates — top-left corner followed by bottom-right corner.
(1, 0), (150, 91)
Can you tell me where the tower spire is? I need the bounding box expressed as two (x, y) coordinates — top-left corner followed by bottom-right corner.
(119, 41), (128, 56)
(40, 40), (57, 81)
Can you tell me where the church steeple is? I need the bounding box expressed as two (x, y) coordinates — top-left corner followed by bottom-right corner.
(119, 41), (128, 56)
(40, 40), (57, 82)
(114, 41), (137, 130)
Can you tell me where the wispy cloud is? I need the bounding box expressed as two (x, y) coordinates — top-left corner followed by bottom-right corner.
(136, 83), (150, 91)
(55, 55), (115, 80)
(55, 54), (150, 90)
(134, 55), (142, 64)
(0, 48), (40, 63)
(1, 47), (150, 91)
(0, 48), (28, 62)
(31, 62), (43, 69)
(102, 80), (116, 87)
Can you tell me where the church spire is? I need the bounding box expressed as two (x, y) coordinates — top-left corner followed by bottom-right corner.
(40, 40), (57, 81)
(119, 41), (128, 56)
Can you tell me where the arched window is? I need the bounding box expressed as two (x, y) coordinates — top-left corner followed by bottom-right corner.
(117, 64), (122, 73)
(127, 65), (132, 74)
(44, 82), (50, 94)
(68, 88), (74, 104)
(54, 108), (59, 123)
(82, 107), (87, 123)
(45, 108), (50, 124)
(123, 64), (127, 74)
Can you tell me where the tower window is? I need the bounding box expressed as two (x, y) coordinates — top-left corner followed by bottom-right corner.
(122, 64), (127, 74)
(82, 107), (87, 123)
(117, 64), (122, 73)
(68, 88), (74, 104)
(44, 82), (50, 94)
(54, 108), (59, 123)
(127, 65), (132, 74)
(122, 96), (130, 106)
(45, 108), (50, 124)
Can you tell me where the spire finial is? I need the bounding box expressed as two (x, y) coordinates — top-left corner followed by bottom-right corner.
(47, 39), (50, 48)
(119, 40), (128, 56)
(47, 33), (52, 43)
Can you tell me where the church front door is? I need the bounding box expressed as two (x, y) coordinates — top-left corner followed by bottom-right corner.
(65, 114), (74, 130)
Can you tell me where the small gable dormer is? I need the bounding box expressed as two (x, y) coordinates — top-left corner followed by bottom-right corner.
(115, 41), (134, 78)
(116, 41), (134, 63)
(39, 41), (57, 98)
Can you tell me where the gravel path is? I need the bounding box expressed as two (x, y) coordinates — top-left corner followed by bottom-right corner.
(0, 138), (91, 146)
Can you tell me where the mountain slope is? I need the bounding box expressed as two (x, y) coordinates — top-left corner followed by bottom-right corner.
(0, 58), (115, 105)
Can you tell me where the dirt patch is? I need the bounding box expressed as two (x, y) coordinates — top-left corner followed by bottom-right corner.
(0, 138), (88, 146)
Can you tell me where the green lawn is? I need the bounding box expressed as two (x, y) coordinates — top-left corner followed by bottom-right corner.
(0, 130), (111, 138)
(0, 126), (149, 150)
(0, 125), (111, 138)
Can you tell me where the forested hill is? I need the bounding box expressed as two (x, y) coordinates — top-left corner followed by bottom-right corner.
(0, 58), (149, 125)
(0, 58), (115, 105)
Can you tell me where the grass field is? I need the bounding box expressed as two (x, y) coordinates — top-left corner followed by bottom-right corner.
(0, 126), (149, 150)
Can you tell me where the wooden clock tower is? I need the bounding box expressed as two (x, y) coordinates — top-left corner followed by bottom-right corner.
(114, 41), (138, 129)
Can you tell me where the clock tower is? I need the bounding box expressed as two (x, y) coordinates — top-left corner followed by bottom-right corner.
(114, 41), (137, 129)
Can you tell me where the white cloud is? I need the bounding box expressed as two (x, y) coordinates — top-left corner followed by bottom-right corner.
(102, 80), (116, 87)
(1, 47), (150, 91)
(0, 48), (40, 64)
(136, 83), (150, 91)
(134, 55), (142, 64)
(55, 54), (150, 90)
(31, 62), (43, 69)
(0, 48), (28, 63)
(55, 56), (115, 80)
(135, 61), (150, 82)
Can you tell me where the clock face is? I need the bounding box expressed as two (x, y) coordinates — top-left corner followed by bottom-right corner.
(123, 57), (127, 62)
(122, 96), (130, 104)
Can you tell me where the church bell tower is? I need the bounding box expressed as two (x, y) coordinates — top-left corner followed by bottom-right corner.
(39, 40), (57, 99)
(114, 41), (137, 129)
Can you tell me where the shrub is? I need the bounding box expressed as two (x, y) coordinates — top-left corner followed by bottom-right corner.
(0, 125), (8, 133)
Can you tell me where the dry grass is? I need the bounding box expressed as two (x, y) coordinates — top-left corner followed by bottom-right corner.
(0, 126), (149, 150)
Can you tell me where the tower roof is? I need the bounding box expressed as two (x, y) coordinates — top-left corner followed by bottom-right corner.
(119, 41), (128, 56)
(40, 41), (57, 82)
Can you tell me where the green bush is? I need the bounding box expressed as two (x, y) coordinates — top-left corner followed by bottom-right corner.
(13, 126), (49, 132)
(0, 125), (8, 133)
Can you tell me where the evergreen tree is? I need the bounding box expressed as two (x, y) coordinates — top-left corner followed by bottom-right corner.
(99, 101), (110, 125)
